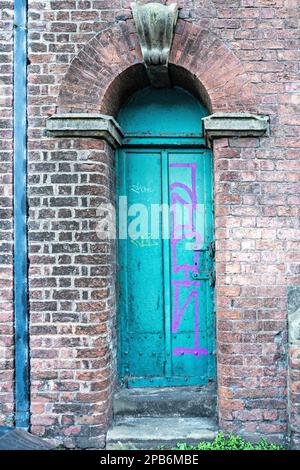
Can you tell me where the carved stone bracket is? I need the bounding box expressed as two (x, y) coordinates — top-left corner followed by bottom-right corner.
(202, 113), (270, 147)
(46, 114), (124, 148)
(131, 2), (178, 87)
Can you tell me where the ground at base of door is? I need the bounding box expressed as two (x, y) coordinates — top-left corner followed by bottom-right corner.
(106, 416), (218, 450)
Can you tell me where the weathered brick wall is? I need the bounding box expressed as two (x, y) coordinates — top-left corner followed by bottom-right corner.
(0, 1), (14, 427)
(207, 0), (300, 445)
(214, 137), (290, 441)
(28, 137), (117, 448)
(1, 0), (298, 448)
(27, 0), (121, 448)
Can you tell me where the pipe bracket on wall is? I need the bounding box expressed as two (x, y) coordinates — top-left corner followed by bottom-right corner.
(131, 2), (178, 88)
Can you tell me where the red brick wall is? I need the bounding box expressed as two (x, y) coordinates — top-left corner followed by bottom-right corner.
(214, 137), (290, 441)
(2, 0), (300, 448)
(0, 0), (14, 428)
(27, 0), (123, 448)
(206, 0), (300, 445)
(28, 138), (117, 448)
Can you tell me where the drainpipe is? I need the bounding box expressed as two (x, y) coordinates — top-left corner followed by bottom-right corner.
(13, 0), (29, 429)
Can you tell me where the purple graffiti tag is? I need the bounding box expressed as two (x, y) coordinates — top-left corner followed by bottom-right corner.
(169, 162), (208, 357)
(171, 231), (200, 276)
(173, 346), (208, 357)
(171, 288), (198, 333)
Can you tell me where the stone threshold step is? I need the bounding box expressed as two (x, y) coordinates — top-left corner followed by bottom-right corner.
(113, 384), (217, 418)
(106, 417), (218, 450)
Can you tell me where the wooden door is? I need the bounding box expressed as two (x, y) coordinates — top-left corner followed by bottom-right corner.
(117, 147), (215, 387)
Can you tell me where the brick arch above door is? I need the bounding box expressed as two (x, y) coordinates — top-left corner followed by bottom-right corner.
(57, 17), (255, 116)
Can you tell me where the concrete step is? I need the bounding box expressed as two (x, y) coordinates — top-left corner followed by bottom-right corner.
(113, 384), (217, 418)
(106, 416), (218, 450)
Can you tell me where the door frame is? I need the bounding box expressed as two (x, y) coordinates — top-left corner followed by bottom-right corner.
(116, 135), (216, 387)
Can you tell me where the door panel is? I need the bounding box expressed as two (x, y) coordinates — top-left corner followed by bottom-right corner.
(117, 148), (215, 387)
(119, 151), (165, 380)
(168, 151), (213, 384)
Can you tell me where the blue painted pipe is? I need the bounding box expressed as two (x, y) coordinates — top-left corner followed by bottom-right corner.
(13, 0), (29, 429)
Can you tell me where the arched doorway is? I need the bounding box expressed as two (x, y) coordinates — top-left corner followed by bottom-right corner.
(116, 86), (215, 388)
(44, 10), (272, 446)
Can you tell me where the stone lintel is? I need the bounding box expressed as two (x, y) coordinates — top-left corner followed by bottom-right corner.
(202, 113), (270, 147)
(46, 113), (124, 148)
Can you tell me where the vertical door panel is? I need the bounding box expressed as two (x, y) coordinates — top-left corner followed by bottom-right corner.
(168, 151), (213, 383)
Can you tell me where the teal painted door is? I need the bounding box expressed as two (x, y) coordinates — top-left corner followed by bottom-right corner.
(117, 147), (215, 387)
